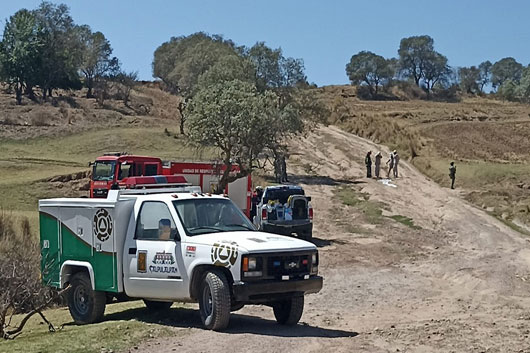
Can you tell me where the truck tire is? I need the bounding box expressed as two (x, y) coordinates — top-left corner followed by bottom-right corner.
(199, 270), (231, 330)
(143, 300), (172, 312)
(67, 272), (106, 324)
(272, 295), (304, 325)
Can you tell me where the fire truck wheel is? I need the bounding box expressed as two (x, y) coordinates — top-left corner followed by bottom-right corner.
(272, 295), (304, 325)
(68, 272), (106, 324)
(143, 300), (172, 312)
(199, 270), (231, 330)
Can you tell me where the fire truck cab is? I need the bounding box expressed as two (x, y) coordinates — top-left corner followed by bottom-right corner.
(90, 154), (252, 217)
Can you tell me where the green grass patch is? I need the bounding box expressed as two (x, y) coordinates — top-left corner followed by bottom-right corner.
(0, 127), (216, 213)
(0, 301), (187, 353)
(333, 186), (385, 224)
(388, 215), (421, 230)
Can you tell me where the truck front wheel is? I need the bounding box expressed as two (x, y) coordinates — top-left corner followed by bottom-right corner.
(67, 272), (106, 324)
(272, 295), (304, 325)
(198, 270), (231, 330)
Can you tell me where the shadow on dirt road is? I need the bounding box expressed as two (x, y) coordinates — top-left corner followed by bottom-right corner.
(103, 306), (357, 338)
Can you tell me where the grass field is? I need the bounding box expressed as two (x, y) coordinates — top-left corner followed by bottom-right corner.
(0, 126), (215, 231)
(0, 301), (187, 353)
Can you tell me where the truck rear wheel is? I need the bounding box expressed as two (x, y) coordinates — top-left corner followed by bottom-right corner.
(198, 270), (231, 330)
(67, 272), (106, 324)
(143, 300), (172, 312)
(272, 296), (304, 325)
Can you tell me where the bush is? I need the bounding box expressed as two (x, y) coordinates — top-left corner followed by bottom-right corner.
(0, 212), (59, 339)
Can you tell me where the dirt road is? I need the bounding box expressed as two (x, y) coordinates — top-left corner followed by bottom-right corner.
(127, 126), (530, 353)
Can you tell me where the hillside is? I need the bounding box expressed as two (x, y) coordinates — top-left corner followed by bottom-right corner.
(316, 85), (530, 233)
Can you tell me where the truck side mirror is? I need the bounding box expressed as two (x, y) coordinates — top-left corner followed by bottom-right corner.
(306, 196), (312, 202)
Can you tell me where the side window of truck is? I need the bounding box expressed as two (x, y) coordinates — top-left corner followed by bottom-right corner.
(135, 202), (179, 241)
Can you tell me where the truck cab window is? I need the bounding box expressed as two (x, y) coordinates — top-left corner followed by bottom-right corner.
(144, 164), (158, 176)
(93, 161), (116, 181)
(118, 163), (133, 180)
(136, 202), (178, 241)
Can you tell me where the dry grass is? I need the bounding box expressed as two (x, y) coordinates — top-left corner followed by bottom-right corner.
(314, 85), (530, 231)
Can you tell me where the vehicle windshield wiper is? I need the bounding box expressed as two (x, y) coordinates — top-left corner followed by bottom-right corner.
(187, 226), (223, 234)
(224, 224), (255, 231)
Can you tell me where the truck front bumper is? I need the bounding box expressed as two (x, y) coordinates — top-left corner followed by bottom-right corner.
(232, 276), (323, 302)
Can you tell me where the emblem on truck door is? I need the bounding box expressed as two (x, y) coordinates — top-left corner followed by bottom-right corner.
(93, 208), (113, 242)
(211, 242), (238, 268)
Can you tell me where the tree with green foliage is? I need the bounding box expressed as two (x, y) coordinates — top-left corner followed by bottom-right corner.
(152, 32), (240, 133)
(458, 66), (481, 94)
(497, 79), (518, 101)
(398, 35), (435, 86)
(0, 9), (43, 104)
(491, 57), (523, 90)
(421, 52), (449, 93)
(33, 2), (83, 100)
(78, 26), (119, 98)
(478, 60), (492, 92)
(186, 80), (280, 192)
(345, 51), (394, 98)
(246, 42), (307, 92)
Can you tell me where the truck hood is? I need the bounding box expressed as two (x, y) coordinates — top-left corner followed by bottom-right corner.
(188, 231), (316, 253)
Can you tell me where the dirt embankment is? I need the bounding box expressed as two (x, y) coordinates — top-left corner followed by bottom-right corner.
(126, 126), (530, 353)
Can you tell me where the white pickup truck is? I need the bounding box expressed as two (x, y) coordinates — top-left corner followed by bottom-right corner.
(39, 188), (322, 330)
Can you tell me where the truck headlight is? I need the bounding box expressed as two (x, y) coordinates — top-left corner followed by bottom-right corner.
(311, 252), (319, 275)
(242, 256), (263, 278)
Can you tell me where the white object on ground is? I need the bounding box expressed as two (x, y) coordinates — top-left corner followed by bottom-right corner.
(379, 178), (397, 188)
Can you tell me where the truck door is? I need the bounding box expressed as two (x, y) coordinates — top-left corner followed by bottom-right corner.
(124, 201), (184, 300)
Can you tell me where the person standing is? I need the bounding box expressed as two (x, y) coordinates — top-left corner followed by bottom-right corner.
(386, 152), (394, 178)
(449, 162), (456, 189)
(365, 151), (372, 178)
(393, 150), (400, 178)
(374, 152), (382, 178)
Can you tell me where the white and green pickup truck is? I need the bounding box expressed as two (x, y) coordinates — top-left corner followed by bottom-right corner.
(39, 188), (322, 330)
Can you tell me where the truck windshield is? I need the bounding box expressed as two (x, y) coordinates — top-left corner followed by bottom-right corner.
(93, 161), (116, 181)
(173, 198), (255, 236)
(262, 188), (305, 204)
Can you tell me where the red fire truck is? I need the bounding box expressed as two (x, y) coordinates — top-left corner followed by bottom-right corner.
(90, 153), (252, 216)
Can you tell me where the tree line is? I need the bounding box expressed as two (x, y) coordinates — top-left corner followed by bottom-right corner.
(0, 2), (136, 105)
(152, 33), (325, 190)
(346, 35), (529, 102)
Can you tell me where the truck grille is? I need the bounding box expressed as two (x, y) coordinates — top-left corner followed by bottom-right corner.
(266, 253), (310, 280)
(93, 188), (108, 198)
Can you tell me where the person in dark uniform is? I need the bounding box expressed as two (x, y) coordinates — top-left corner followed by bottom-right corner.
(365, 151), (372, 178)
(449, 161), (456, 189)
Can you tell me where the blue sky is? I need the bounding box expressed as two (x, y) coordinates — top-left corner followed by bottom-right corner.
(1, 0), (529, 86)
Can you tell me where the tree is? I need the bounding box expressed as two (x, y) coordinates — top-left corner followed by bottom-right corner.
(152, 32), (239, 133)
(515, 66), (530, 103)
(246, 42), (307, 92)
(78, 26), (119, 98)
(0, 9), (43, 104)
(458, 66), (480, 94)
(497, 79), (518, 101)
(491, 57), (523, 90)
(478, 60), (492, 92)
(398, 35), (435, 86)
(33, 2), (83, 99)
(345, 51), (393, 98)
(186, 80), (280, 192)
(422, 52), (450, 94)
(113, 70), (138, 106)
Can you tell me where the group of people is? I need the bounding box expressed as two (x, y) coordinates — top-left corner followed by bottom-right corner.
(364, 150), (400, 179)
(364, 149), (458, 189)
